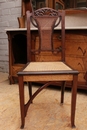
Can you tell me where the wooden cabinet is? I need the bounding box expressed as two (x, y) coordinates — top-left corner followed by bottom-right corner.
(65, 30), (87, 88)
(21, 0), (54, 15)
(6, 29), (87, 89)
(6, 30), (27, 84)
(35, 30), (87, 89)
(21, 0), (87, 15)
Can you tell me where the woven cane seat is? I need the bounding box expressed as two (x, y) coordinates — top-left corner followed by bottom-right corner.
(24, 62), (72, 72)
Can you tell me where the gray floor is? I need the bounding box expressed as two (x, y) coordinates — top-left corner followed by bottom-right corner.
(0, 72), (87, 130)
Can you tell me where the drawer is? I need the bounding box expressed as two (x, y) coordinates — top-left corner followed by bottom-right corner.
(66, 56), (85, 71)
(65, 40), (87, 56)
(54, 33), (87, 56)
(78, 72), (86, 82)
(64, 56), (87, 82)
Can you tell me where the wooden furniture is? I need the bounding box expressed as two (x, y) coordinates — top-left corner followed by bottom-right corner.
(21, 0), (87, 14)
(17, 8), (79, 128)
(6, 0), (87, 88)
(19, 0), (87, 28)
(6, 29), (27, 84)
(6, 25), (87, 90)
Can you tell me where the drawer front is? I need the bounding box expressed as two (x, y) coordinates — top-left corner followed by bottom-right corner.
(65, 33), (87, 56)
(66, 56), (85, 71)
(54, 33), (87, 56)
(65, 40), (87, 56)
(35, 32), (87, 84)
(78, 72), (86, 82)
(66, 56), (87, 82)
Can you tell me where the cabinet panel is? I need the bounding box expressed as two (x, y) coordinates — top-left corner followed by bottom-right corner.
(76, 0), (87, 7)
(12, 64), (25, 77)
(66, 56), (85, 71)
(65, 35), (87, 56)
(65, 0), (87, 8)
(34, 30), (87, 87)
(78, 72), (86, 82)
(6, 31), (27, 84)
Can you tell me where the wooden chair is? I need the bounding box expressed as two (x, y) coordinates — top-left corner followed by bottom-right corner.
(17, 7), (79, 129)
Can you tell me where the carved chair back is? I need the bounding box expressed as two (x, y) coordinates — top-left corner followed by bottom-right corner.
(26, 7), (65, 62)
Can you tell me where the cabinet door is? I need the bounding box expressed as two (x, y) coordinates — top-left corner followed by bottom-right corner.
(22, 0), (55, 12)
(32, 0), (54, 10)
(65, 0), (87, 9)
(76, 0), (87, 8)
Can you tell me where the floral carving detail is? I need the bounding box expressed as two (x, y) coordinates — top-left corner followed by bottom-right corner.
(34, 8), (59, 16)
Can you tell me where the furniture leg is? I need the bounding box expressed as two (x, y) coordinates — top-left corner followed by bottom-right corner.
(27, 82), (32, 99)
(71, 74), (78, 128)
(18, 76), (25, 129)
(8, 75), (15, 84)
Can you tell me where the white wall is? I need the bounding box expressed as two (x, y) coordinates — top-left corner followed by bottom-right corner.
(0, 0), (21, 72)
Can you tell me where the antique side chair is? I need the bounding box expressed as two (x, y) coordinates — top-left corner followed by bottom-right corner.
(17, 7), (79, 129)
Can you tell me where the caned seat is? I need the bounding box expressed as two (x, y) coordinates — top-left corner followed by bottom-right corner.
(17, 7), (79, 129)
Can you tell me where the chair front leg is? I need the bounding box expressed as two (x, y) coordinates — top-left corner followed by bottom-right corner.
(71, 74), (78, 128)
(18, 75), (25, 129)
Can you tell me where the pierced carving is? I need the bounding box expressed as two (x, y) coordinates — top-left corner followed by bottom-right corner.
(34, 7), (59, 16)
(31, 7), (62, 29)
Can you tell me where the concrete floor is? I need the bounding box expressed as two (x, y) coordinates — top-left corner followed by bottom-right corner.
(0, 72), (87, 130)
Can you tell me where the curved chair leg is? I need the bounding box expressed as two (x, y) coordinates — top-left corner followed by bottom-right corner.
(24, 81), (54, 116)
(61, 81), (66, 103)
